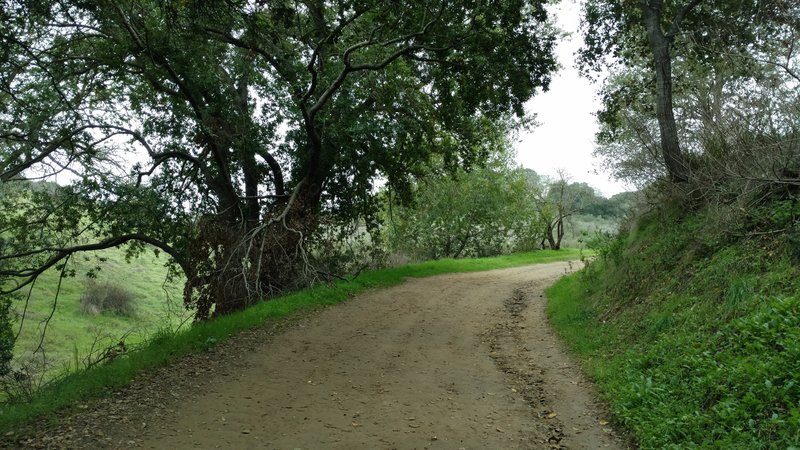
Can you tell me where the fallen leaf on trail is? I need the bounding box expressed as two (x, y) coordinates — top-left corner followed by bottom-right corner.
(598, 420), (609, 426)
(547, 412), (558, 418)
(351, 421), (361, 427)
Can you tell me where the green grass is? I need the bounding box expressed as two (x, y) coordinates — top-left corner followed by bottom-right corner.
(546, 211), (800, 448)
(10, 248), (187, 379)
(0, 248), (582, 433)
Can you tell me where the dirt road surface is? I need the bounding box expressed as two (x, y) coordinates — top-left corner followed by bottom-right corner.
(8, 261), (628, 449)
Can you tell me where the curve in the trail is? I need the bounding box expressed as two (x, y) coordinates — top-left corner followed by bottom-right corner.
(10, 262), (627, 449)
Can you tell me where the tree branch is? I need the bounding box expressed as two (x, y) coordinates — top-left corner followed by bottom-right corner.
(1, 234), (189, 295)
(255, 148), (286, 197)
(300, 6), (370, 104)
(666, 0), (704, 38)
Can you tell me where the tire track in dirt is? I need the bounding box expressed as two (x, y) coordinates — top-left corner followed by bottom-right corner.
(482, 279), (625, 449)
(5, 261), (628, 449)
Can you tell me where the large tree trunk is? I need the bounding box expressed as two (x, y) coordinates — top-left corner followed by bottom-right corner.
(554, 215), (564, 250)
(253, 182), (322, 295)
(643, 0), (690, 183)
(544, 222), (557, 249)
(184, 180), (322, 320)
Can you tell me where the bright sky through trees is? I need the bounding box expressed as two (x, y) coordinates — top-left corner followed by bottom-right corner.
(515, 0), (630, 197)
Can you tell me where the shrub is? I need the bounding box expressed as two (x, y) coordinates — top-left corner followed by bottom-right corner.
(79, 281), (135, 316)
(585, 229), (624, 263)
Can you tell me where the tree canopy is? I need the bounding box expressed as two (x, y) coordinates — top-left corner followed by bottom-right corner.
(580, 0), (800, 188)
(0, 0), (559, 318)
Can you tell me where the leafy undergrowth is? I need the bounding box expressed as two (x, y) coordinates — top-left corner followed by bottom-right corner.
(0, 248), (582, 433)
(546, 203), (800, 448)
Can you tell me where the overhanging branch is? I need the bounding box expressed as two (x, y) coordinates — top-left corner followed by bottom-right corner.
(1, 233), (189, 296)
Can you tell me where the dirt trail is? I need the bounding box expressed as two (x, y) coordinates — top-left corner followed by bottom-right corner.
(8, 262), (628, 449)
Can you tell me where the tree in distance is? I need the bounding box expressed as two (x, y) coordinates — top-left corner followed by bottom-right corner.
(385, 151), (542, 260)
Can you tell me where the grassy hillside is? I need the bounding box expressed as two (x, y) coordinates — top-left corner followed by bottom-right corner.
(546, 199), (800, 448)
(10, 248), (188, 379)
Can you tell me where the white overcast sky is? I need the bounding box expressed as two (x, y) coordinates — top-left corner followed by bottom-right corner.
(513, 0), (630, 197)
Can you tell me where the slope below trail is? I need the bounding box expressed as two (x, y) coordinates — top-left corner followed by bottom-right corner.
(10, 261), (628, 449)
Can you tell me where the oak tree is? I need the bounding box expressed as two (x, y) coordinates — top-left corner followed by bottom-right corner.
(0, 1), (558, 319)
